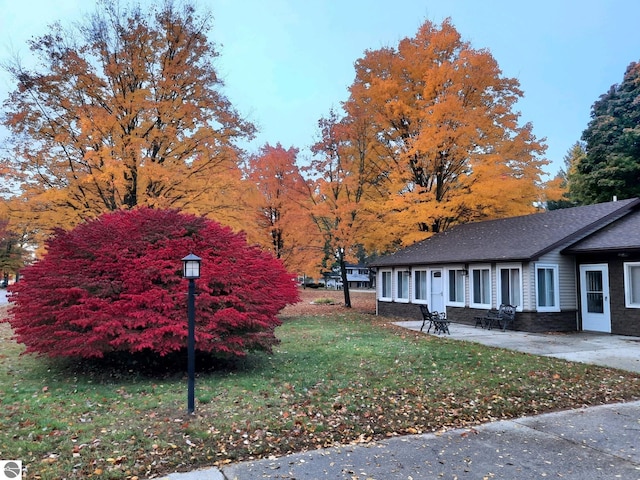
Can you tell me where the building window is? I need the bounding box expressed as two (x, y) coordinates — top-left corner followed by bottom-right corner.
(397, 270), (410, 301)
(471, 266), (491, 308)
(447, 269), (465, 305)
(414, 270), (428, 302)
(624, 262), (640, 308)
(498, 265), (521, 308)
(380, 271), (392, 300)
(536, 264), (559, 312)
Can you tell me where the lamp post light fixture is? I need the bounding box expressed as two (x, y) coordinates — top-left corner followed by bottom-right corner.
(182, 253), (201, 414)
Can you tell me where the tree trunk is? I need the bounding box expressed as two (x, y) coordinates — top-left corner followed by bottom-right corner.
(339, 250), (351, 308)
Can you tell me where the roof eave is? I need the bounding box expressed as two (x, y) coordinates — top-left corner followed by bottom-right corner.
(545, 198), (640, 257)
(564, 246), (640, 255)
(369, 256), (535, 267)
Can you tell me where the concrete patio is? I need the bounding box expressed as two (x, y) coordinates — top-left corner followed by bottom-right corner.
(396, 320), (640, 373)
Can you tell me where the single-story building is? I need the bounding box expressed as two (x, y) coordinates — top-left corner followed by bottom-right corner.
(368, 198), (640, 336)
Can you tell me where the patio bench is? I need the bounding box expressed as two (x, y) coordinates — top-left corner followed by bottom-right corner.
(474, 304), (516, 331)
(474, 308), (499, 329)
(496, 304), (516, 331)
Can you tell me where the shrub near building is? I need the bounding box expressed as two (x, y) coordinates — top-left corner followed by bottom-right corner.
(6, 208), (299, 359)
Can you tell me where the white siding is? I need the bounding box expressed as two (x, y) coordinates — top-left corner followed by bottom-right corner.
(378, 255), (577, 313)
(491, 266), (497, 308)
(536, 250), (577, 310)
(520, 262), (532, 310)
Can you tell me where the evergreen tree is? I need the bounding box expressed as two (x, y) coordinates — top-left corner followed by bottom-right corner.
(574, 61), (640, 204)
(547, 142), (586, 209)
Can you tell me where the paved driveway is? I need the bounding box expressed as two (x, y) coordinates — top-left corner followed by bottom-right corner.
(395, 320), (640, 373)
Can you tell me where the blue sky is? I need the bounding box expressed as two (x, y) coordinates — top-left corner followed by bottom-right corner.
(1, 0), (640, 177)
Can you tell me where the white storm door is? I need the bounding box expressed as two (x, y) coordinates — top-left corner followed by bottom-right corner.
(579, 264), (611, 333)
(430, 270), (445, 314)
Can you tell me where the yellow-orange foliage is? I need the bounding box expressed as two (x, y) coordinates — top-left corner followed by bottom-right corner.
(308, 109), (387, 268)
(344, 19), (548, 251)
(1, 2), (254, 241)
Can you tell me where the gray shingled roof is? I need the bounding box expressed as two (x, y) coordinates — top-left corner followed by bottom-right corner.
(565, 208), (640, 252)
(369, 198), (640, 267)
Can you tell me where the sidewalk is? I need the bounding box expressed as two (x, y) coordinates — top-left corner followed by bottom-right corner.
(165, 323), (640, 480)
(167, 401), (640, 479)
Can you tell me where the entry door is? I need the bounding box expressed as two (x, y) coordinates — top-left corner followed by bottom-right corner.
(579, 264), (611, 333)
(430, 270), (445, 314)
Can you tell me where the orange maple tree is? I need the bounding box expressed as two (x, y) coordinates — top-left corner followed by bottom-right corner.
(307, 109), (387, 305)
(1, 2), (254, 238)
(246, 143), (322, 276)
(342, 19), (549, 250)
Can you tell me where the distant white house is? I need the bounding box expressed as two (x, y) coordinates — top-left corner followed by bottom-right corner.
(324, 263), (373, 289)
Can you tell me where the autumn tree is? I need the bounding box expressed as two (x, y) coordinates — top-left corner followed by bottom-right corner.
(6, 208), (299, 359)
(571, 61), (640, 204)
(245, 143), (321, 276)
(0, 217), (26, 284)
(341, 19), (548, 250)
(1, 0), (255, 238)
(308, 109), (386, 306)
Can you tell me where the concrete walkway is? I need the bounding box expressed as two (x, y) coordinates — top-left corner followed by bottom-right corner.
(168, 401), (640, 480)
(222, 401), (640, 479)
(164, 322), (640, 480)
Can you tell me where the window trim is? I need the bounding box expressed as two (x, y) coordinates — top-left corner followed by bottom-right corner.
(412, 269), (429, 304)
(379, 270), (393, 301)
(396, 269), (410, 303)
(535, 263), (560, 312)
(496, 263), (523, 311)
(446, 267), (466, 307)
(624, 262), (640, 308)
(470, 264), (492, 309)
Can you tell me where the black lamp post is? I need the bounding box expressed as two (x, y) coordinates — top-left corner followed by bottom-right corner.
(182, 253), (201, 414)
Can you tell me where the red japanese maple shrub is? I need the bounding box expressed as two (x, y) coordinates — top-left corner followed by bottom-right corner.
(6, 208), (299, 359)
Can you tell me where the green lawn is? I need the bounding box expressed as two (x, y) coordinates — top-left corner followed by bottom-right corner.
(2, 312), (640, 479)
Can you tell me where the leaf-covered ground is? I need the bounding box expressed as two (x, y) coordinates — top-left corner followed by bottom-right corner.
(1, 296), (640, 479)
(278, 288), (377, 316)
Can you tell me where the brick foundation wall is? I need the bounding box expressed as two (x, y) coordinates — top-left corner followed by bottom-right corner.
(377, 302), (423, 319)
